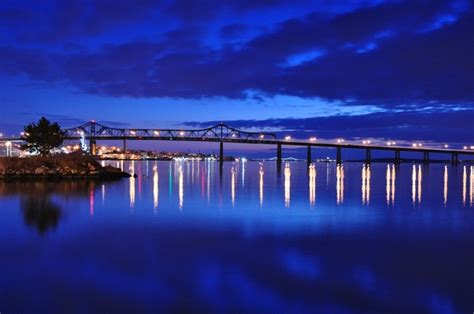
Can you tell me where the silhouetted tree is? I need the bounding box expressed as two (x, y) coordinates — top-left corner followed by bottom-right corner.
(21, 117), (67, 156)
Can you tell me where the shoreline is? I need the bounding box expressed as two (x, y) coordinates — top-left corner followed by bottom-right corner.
(0, 153), (131, 180)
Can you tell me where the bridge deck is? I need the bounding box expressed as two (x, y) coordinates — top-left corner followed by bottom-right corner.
(2, 135), (474, 155)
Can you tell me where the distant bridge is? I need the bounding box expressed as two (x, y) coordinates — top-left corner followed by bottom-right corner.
(2, 121), (473, 165)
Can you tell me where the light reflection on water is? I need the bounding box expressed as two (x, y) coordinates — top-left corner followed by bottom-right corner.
(0, 161), (474, 313)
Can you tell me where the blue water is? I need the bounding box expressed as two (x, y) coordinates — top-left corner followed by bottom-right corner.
(0, 161), (473, 313)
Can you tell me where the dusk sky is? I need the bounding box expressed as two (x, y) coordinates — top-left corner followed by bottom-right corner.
(1, 0), (473, 149)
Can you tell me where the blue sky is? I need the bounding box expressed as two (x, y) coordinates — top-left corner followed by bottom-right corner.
(0, 0), (473, 151)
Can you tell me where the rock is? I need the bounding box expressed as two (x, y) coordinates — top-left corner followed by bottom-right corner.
(35, 166), (49, 175)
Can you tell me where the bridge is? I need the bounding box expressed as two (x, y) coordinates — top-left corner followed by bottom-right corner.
(1, 121), (473, 165)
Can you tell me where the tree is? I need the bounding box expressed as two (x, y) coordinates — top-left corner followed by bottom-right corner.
(21, 117), (67, 156)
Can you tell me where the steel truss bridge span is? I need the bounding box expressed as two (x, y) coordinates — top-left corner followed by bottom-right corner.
(2, 121), (474, 165)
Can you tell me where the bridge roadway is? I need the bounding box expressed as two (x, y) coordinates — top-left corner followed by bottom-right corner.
(1, 122), (472, 165)
(2, 135), (473, 166)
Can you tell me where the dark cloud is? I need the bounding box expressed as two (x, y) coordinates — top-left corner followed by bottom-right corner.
(183, 108), (474, 143)
(0, 0), (472, 108)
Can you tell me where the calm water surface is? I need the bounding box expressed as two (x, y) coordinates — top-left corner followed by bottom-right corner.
(0, 161), (473, 313)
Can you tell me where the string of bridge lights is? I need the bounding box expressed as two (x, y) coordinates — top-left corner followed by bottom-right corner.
(1, 130), (474, 151)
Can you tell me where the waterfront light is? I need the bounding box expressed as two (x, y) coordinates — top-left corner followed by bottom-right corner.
(5, 141), (12, 157)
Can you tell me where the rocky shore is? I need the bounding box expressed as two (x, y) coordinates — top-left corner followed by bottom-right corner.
(0, 153), (131, 180)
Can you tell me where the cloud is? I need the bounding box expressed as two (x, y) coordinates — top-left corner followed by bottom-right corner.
(183, 108), (474, 143)
(0, 0), (472, 109)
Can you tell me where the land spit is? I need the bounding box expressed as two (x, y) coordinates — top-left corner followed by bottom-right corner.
(0, 153), (130, 180)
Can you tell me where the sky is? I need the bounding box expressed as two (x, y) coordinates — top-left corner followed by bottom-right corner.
(0, 0), (473, 154)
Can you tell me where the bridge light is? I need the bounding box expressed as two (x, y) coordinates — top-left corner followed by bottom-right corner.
(470, 146), (474, 150)
(284, 136), (292, 141)
(412, 143), (417, 147)
(463, 146), (468, 150)
(259, 134), (264, 139)
(232, 133), (237, 138)
(418, 143), (422, 147)
(337, 138), (344, 144)
(444, 144), (449, 148)
(179, 131), (185, 136)
(309, 137), (316, 142)
(154, 130), (160, 135)
(130, 130), (136, 136)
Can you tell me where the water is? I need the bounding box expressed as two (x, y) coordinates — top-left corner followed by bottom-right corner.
(0, 160), (473, 313)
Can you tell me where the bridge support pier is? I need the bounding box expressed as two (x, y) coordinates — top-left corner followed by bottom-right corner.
(451, 152), (459, 165)
(123, 138), (127, 153)
(394, 150), (401, 165)
(219, 141), (224, 166)
(336, 146), (342, 164)
(307, 146), (312, 166)
(277, 143), (282, 167)
(423, 152), (430, 164)
(365, 148), (371, 164)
